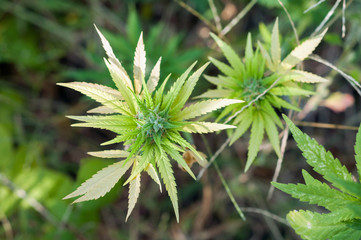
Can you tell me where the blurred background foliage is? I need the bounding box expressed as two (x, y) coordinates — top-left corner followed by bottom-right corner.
(0, 0), (360, 239)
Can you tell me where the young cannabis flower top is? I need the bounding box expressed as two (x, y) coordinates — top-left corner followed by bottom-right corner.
(58, 26), (242, 222)
(201, 19), (328, 172)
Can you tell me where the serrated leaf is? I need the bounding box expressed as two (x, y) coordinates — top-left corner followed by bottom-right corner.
(327, 175), (361, 199)
(88, 150), (130, 158)
(208, 57), (239, 77)
(104, 59), (136, 114)
(258, 41), (275, 71)
(287, 210), (356, 240)
(194, 89), (232, 99)
(126, 163), (141, 221)
(157, 148), (179, 222)
(210, 33), (243, 74)
(273, 170), (357, 212)
(204, 75), (238, 89)
(262, 111), (281, 157)
(182, 122), (236, 134)
(87, 106), (117, 114)
(63, 159), (133, 202)
(171, 62), (210, 113)
(271, 18), (281, 67)
(270, 86), (315, 96)
(94, 26), (133, 90)
(145, 163), (162, 192)
(57, 82), (131, 116)
(272, 96), (301, 111)
(281, 29), (327, 70)
(177, 99), (243, 121)
(230, 108), (253, 145)
(163, 144), (195, 179)
(147, 57), (161, 93)
(124, 146), (153, 186)
(283, 115), (355, 187)
(286, 70), (328, 83)
(245, 112), (264, 172)
(133, 32), (146, 94)
(245, 33), (253, 62)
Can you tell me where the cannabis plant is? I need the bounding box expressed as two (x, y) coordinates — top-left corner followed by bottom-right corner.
(273, 116), (361, 240)
(200, 19), (328, 171)
(58, 26), (242, 222)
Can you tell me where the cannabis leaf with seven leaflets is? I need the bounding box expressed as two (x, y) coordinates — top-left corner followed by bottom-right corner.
(58, 26), (242, 222)
(273, 115), (361, 240)
(201, 19), (328, 171)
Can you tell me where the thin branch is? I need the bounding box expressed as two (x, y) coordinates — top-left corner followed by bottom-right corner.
(342, 0), (346, 38)
(267, 123), (290, 200)
(277, 0), (299, 45)
(0, 214), (13, 240)
(311, 0), (342, 37)
(208, 0), (222, 32)
(220, 0), (256, 36)
(309, 54), (361, 96)
(303, 0), (326, 14)
(175, 0), (218, 33)
(293, 121), (359, 131)
(240, 207), (290, 226)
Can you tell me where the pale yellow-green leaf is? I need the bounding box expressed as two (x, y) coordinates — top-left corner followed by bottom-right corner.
(194, 89), (232, 99)
(63, 159), (133, 203)
(182, 122), (236, 134)
(57, 82), (130, 115)
(126, 162), (141, 221)
(177, 99), (243, 120)
(193, 151), (208, 167)
(94, 25), (133, 90)
(270, 86), (315, 96)
(87, 106), (117, 114)
(271, 18), (281, 67)
(104, 59), (136, 114)
(88, 150), (130, 158)
(287, 70), (328, 83)
(281, 29), (327, 70)
(258, 41), (275, 71)
(230, 108), (253, 145)
(145, 163), (162, 192)
(147, 57), (161, 93)
(157, 149), (179, 222)
(133, 32), (146, 94)
(204, 75), (238, 89)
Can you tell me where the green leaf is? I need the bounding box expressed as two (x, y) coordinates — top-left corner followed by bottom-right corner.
(262, 111), (281, 157)
(258, 41), (275, 71)
(245, 111), (264, 171)
(88, 150), (130, 158)
(210, 33), (243, 74)
(355, 124), (361, 181)
(327, 175), (361, 199)
(281, 29), (327, 70)
(162, 144), (195, 179)
(271, 18), (281, 67)
(133, 32), (146, 94)
(204, 75), (238, 89)
(273, 170), (357, 211)
(171, 62), (210, 112)
(157, 148), (179, 222)
(63, 159), (133, 203)
(177, 99), (243, 121)
(181, 122), (236, 134)
(208, 57), (239, 77)
(230, 108), (253, 145)
(87, 106), (117, 114)
(245, 33), (254, 62)
(287, 210), (358, 240)
(283, 115), (355, 187)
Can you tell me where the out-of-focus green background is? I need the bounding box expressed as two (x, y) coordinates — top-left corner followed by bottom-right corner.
(0, 0), (360, 239)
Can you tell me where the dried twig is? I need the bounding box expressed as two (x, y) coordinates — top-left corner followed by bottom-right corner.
(208, 0), (222, 32)
(311, 0), (342, 37)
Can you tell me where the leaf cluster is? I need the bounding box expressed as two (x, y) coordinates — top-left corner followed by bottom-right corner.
(59, 27), (241, 222)
(273, 116), (361, 240)
(202, 19), (328, 171)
